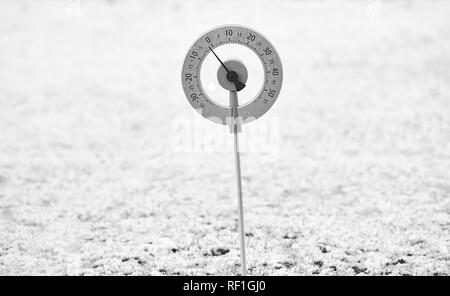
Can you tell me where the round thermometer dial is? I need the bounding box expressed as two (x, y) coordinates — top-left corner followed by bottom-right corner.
(181, 25), (283, 125)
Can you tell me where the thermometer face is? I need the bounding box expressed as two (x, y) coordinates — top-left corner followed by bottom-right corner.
(181, 25), (283, 125)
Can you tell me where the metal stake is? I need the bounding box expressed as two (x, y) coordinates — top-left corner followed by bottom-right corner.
(230, 90), (246, 276)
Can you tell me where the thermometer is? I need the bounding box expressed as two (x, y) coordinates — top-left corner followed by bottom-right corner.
(181, 25), (283, 275)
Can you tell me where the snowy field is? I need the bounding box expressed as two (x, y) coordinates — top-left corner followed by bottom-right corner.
(0, 0), (449, 275)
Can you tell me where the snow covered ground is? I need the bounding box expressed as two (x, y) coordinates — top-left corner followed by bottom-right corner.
(0, 0), (449, 275)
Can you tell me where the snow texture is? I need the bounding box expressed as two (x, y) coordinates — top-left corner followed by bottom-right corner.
(0, 0), (449, 275)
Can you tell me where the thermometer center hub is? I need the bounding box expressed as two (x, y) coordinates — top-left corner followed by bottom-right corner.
(226, 71), (238, 82)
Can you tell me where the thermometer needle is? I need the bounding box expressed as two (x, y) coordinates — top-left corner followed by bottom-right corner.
(209, 46), (246, 91)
